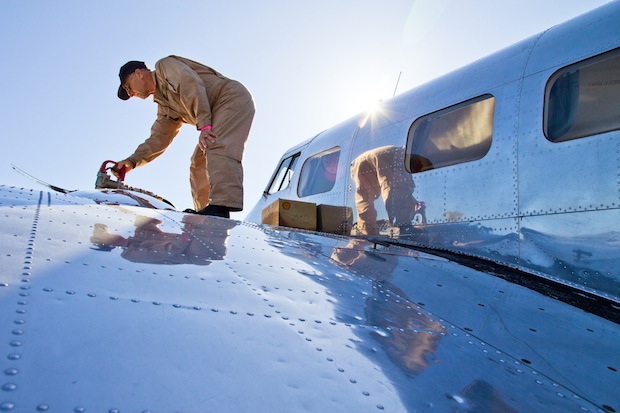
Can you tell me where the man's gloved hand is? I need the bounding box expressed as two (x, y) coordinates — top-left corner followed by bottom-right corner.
(112, 159), (135, 179)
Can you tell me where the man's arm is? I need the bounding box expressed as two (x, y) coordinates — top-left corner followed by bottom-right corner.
(156, 57), (213, 130)
(126, 111), (183, 168)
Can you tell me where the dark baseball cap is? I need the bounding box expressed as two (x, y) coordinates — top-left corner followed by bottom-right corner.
(117, 61), (147, 100)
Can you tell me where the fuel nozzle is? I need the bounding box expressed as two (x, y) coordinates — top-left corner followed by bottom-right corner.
(95, 160), (127, 189)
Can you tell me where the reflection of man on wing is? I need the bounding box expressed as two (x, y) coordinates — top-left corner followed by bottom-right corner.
(331, 239), (442, 376)
(365, 282), (443, 376)
(91, 214), (236, 265)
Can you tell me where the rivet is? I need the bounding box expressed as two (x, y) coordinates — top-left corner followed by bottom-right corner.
(3, 370), (18, 377)
(36, 404), (49, 411)
(0, 402), (15, 410)
(1, 383), (17, 391)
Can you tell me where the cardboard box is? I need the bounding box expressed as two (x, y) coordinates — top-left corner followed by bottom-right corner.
(262, 199), (317, 230)
(317, 204), (353, 235)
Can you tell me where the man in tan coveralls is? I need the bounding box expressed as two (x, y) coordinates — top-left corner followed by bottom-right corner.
(115, 56), (255, 218)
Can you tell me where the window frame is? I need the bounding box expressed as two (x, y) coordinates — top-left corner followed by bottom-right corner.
(405, 94), (495, 174)
(264, 152), (301, 196)
(543, 47), (620, 143)
(297, 147), (341, 198)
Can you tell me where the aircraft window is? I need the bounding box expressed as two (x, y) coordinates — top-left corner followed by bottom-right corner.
(297, 147), (341, 197)
(545, 48), (620, 142)
(265, 152), (301, 195)
(405, 95), (495, 173)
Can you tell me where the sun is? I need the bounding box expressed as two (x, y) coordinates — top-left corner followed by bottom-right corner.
(358, 98), (385, 128)
(334, 72), (398, 127)
(364, 98), (383, 113)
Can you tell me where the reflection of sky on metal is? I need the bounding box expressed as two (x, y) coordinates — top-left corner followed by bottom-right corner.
(403, 0), (452, 47)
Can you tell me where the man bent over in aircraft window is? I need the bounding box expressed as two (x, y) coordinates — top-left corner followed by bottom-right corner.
(351, 146), (416, 235)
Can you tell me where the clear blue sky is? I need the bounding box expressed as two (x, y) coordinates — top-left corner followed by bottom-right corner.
(0, 0), (611, 218)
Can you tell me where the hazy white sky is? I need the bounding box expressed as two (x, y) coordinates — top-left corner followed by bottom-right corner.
(0, 0), (611, 218)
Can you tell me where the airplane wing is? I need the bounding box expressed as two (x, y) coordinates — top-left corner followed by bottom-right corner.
(0, 185), (617, 412)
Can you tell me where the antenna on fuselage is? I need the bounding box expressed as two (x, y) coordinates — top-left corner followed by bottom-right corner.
(393, 71), (402, 97)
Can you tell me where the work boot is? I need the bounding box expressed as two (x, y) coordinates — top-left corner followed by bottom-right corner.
(197, 205), (230, 218)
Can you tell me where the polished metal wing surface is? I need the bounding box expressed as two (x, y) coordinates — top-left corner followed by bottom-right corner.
(0, 185), (617, 412)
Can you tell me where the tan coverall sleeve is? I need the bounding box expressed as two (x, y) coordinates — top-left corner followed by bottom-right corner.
(156, 57), (213, 130)
(127, 108), (183, 168)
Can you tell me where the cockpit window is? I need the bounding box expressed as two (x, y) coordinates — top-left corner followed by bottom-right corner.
(545, 48), (620, 142)
(265, 152), (301, 195)
(405, 95), (495, 173)
(297, 147), (341, 197)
